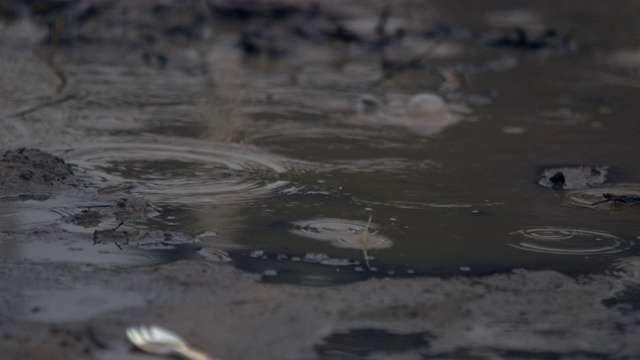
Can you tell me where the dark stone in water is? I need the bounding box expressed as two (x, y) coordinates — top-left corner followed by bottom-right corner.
(538, 165), (607, 190)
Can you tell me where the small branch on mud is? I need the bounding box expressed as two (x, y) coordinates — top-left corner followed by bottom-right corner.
(112, 221), (124, 232)
(2, 93), (76, 120)
(47, 12), (68, 94)
(49, 60), (68, 94)
(360, 214), (373, 269)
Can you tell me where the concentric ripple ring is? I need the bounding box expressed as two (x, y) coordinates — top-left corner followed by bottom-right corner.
(507, 226), (632, 255)
(55, 140), (306, 205)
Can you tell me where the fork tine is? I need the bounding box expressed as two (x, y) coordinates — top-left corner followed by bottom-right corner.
(128, 325), (146, 345)
(127, 326), (141, 344)
(141, 325), (152, 341)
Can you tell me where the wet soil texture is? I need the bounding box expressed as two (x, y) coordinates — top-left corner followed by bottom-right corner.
(2, 1), (640, 359)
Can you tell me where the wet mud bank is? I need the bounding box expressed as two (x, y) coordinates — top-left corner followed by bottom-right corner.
(2, 260), (640, 359)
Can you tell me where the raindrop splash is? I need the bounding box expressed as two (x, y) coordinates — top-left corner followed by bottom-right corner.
(56, 140), (307, 205)
(507, 226), (632, 255)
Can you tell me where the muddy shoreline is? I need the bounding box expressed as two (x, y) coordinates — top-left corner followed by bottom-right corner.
(3, 251), (640, 359)
(1, 147), (638, 359)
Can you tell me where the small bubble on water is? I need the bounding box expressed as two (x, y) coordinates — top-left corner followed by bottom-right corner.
(460, 266), (471, 271)
(249, 250), (264, 258)
(304, 253), (329, 262)
(262, 269), (278, 277)
(502, 126), (525, 134)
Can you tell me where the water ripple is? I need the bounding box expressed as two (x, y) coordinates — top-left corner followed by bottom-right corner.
(507, 226), (632, 255)
(56, 140), (308, 205)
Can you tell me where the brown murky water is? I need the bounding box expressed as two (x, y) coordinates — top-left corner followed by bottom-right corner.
(2, 1), (640, 358)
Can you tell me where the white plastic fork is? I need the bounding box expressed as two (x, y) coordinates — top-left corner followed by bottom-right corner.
(126, 324), (217, 360)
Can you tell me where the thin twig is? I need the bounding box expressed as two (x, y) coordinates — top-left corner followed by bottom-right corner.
(360, 214), (373, 269)
(2, 93), (76, 120)
(112, 221), (124, 232)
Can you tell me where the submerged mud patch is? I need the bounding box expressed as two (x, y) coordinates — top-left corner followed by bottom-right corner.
(0, 230), (201, 268)
(21, 285), (146, 323)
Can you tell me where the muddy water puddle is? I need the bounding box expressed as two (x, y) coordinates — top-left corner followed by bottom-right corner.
(4, 2), (640, 359)
(2, 1), (640, 284)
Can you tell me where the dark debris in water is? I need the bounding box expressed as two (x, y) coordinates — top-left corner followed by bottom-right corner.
(484, 27), (578, 53)
(591, 193), (640, 207)
(538, 165), (608, 190)
(65, 197), (161, 228)
(67, 209), (102, 228)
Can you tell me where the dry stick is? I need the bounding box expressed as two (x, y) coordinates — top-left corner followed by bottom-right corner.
(2, 93), (76, 120)
(50, 61), (68, 94)
(367, 38), (443, 91)
(48, 12), (68, 94)
(112, 221), (124, 232)
(360, 214), (373, 269)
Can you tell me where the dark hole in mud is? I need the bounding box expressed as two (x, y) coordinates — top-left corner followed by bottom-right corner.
(315, 328), (433, 358)
(422, 349), (610, 360)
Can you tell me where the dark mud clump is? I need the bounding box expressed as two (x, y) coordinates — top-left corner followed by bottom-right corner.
(66, 209), (102, 228)
(0, 148), (76, 195)
(0, 148), (161, 230)
(65, 197), (161, 229)
(538, 165), (608, 190)
(113, 197), (160, 220)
